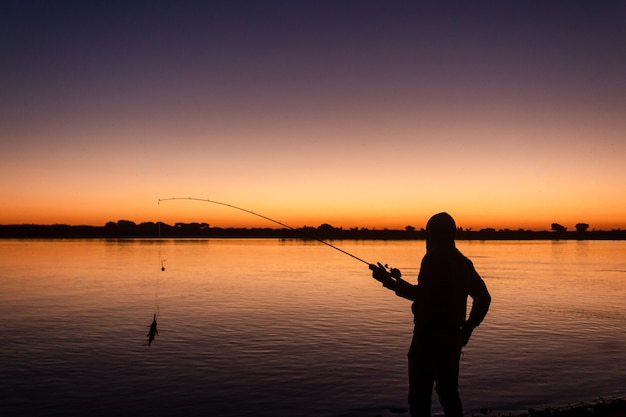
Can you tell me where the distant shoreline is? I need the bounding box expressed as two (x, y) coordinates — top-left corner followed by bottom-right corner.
(1, 223), (625, 240)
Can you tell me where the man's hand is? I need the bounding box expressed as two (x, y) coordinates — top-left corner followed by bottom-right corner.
(460, 322), (475, 346)
(369, 262), (392, 282)
(369, 262), (404, 291)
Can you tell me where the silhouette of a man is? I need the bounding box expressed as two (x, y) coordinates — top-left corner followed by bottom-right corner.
(370, 212), (491, 417)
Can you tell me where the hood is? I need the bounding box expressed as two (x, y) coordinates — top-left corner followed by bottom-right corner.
(426, 212), (456, 251)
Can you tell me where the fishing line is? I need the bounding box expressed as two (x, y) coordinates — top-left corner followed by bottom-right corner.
(144, 207), (166, 347)
(154, 210), (165, 319)
(158, 221), (166, 272)
(156, 219), (163, 311)
(157, 197), (371, 265)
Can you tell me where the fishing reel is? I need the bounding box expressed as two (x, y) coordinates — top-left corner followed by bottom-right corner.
(369, 262), (402, 282)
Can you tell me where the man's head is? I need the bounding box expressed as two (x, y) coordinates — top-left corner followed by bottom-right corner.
(426, 212), (456, 251)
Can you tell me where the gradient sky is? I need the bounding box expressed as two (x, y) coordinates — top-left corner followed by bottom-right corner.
(2, 1), (625, 231)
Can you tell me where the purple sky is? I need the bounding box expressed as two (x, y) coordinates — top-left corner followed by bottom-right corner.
(2, 1), (625, 229)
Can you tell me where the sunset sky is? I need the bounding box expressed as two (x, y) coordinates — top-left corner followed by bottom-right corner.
(2, 1), (625, 231)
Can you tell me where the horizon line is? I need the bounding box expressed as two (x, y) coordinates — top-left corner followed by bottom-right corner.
(0, 221), (623, 233)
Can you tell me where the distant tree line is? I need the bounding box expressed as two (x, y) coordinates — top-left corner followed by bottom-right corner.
(551, 223), (590, 233)
(1, 220), (625, 240)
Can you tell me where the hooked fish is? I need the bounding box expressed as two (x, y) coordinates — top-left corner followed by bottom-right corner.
(146, 314), (158, 347)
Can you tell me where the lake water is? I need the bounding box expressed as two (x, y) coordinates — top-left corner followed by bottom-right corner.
(1, 239), (625, 417)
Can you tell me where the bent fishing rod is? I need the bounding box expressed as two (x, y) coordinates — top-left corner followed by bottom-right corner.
(158, 197), (372, 265)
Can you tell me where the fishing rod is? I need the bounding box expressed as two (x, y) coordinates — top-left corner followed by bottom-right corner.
(158, 197), (371, 265)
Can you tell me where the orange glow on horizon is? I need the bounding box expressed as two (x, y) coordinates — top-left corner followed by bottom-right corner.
(0, 196), (622, 232)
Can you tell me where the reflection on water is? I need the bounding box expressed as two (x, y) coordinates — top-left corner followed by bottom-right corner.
(0, 239), (625, 417)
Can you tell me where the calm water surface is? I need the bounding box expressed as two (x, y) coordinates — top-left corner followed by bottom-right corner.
(1, 239), (625, 417)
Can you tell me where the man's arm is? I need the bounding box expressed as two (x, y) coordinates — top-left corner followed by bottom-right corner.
(462, 270), (491, 346)
(466, 274), (491, 328)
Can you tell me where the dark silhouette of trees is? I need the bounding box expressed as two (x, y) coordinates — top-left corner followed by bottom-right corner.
(318, 223), (340, 233)
(1, 220), (624, 240)
(576, 223), (590, 233)
(174, 222), (209, 234)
